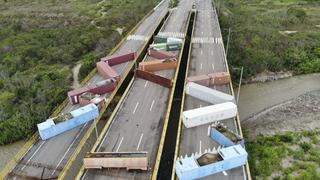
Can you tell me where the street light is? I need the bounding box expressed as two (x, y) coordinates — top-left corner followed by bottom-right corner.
(233, 66), (244, 104)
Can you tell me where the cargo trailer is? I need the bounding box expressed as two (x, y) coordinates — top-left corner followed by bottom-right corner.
(68, 87), (90, 105)
(101, 52), (136, 66)
(135, 69), (172, 88)
(185, 82), (235, 104)
(209, 123), (244, 147)
(182, 102), (237, 128)
(148, 48), (177, 59)
(208, 72), (230, 85)
(37, 104), (99, 140)
(175, 145), (248, 180)
(138, 59), (177, 72)
(83, 152), (148, 170)
(187, 75), (210, 86)
(96, 61), (120, 81)
(154, 35), (168, 43)
(88, 79), (117, 95)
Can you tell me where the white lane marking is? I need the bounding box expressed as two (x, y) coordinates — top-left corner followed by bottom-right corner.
(201, 50), (203, 55)
(21, 141), (46, 170)
(116, 137), (124, 152)
(222, 171), (228, 176)
(150, 100), (155, 111)
(200, 63), (203, 70)
(212, 64), (215, 71)
(199, 140), (202, 153)
(144, 81), (148, 88)
(133, 102), (139, 114)
(211, 51), (214, 55)
(199, 104), (202, 108)
(137, 134), (144, 150)
(202, 31), (204, 35)
(51, 122), (88, 175)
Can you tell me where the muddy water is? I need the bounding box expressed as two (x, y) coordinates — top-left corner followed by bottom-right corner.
(235, 73), (320, 120)
(0, 140), (25, 171)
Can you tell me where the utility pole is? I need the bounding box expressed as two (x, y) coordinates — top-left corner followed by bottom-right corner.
(226, 28), (231, 58)
(236, 66), (244, 104)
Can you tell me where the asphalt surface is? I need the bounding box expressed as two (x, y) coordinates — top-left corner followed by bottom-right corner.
(7, 2), (169, 180)
(80, 0), (194, 180)
(177, 0), (247, 180)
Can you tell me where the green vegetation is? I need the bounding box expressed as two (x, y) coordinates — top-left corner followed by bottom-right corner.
(170, 0), (179, 8)
(0, 0), (160, 145)
(246, 129), (320, 179)
(218, 0), (320, 82)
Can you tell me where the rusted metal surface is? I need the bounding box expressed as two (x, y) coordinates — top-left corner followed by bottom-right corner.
(138, 58), (177, 72)
(187, 74), (210, 86)
(83, 152), (148, 171)
(135, 69), (172, 88)
(208, 72), (230, 85)
(148, 48), (177, 59)
(96, 61), (120, 81)
(67, 87), (90, 104)
(101, 52), (136, 66)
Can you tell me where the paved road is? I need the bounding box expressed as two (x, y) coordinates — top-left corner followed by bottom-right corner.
(177, 0), (247, 180)
(80, 0), (193, 180)
(7, 2), (169, 180)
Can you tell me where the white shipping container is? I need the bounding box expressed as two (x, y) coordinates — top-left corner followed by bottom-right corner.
(185, 82), (235, 104)
(182, 102), (237, 128)
(167, 37), (183, 43)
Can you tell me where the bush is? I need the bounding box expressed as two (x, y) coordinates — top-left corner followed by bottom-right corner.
(300, 142), (312, 152)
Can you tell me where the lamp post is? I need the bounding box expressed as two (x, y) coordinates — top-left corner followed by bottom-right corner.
(233, 66), (244, 104)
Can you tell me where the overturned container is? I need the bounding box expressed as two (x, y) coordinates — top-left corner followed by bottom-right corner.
(139, 59), (177, 72)
(101, 52), (136, 66)
(187, 75), (210, 87)
(96, 61), (120, 81)
(148, 48), (177, 59)
(208, 72), (230, 85)
(68, 87), (90, 105)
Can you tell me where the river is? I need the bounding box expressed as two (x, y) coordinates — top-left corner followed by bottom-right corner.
(1, 73), (319, 171)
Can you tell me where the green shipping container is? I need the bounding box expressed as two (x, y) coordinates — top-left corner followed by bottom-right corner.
(154, 35), (168, 43)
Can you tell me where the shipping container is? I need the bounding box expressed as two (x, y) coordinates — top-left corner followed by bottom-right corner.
(139, 59), (177, 72)
(182, 102), (237, 128)
(96, 61), (120, 81)
(208, 72), (230, 85)
(148, 48), (177, 59)
(167, 37), (183, 43)
(154, 35), (168, 43)
(135, 69), (172, 88)
(187, 75), (210, 86)
(84, 152), (148, 170)
(175, 144), (247, 180)
(37, 104), (99, 140)
(90, 97), (105, 109)
(185, 82), (235, 104)
(166, 41), (182, 51)
(88, 79), (117, 95)
(150, 43), (167, 51)
(68, 87), (90, 104)
(79, 92), (94, 106)
(209, 124), (244, 147)
(101, 52), (136, 66)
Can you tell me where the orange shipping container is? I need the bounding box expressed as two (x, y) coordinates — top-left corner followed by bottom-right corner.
(187, 75), (210, 86)
(208, 72), (230, 85)
(138, 59), (177, 72)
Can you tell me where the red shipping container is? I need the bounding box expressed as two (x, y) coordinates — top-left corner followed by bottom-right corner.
(101, 52), (136, 66)
(148, 48), (177, 59)
(139, 59), (177, 72)
(187, 75), (210, 86)
(96, 61), (120, 81)
(208, 72), (230, 85)
(68, 87), (89, 104)
(135, 69), (172, 88)
(88, 79), (118, 95)
(91, 97), (105, 109)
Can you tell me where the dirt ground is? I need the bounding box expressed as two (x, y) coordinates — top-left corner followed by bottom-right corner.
(242, 90), (320, 139)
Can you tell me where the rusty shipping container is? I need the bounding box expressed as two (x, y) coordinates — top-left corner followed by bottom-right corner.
(139, 59), (177, 72)
(208, 72), (230, 85)
(68, 87), (89, 104)
(148, 48), (177, 59)
(187, 75), (210, 86)
(96, 61), (120, 81)
(79, 92), (105, 109)
(83, 152), (148, 171)
(135, 69), (172, 88)
(88, 79), (118, 95)
(101, 52), (136, 66)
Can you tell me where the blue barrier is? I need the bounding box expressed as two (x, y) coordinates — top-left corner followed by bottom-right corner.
(175, 145), (247, 180)
(37, 104), (99, 140)
(210, 125), (244, 147)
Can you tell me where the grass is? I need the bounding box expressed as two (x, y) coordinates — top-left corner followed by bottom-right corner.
(217, 0), (320, 84)
(245, 129), (320, 179)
